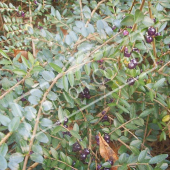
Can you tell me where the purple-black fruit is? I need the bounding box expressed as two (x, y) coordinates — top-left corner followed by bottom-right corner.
(148, 27), (156, 36)
(128, 62), (136, 69)
(145, 35), (153, 43)
(72, 142), (81, 152)
(127, 78), (135, 86)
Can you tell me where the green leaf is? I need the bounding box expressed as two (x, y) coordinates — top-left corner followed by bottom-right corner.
(30, 153), (43, 163)
(142, 16), (154, 27)
(93, 51), (103, 61)
(139, 108), (154, 118)
(0, 155), (7, 170)
(138, 149), (148, 162)
(28, 52), (35, 65)
(31, 65), (44, 73)
(115, 112), (124, 123)
(60, 152), (66, 162)
(21, 56), (30, 68)
(70, 130), (81, 140)
(73, 123), (79, 132)
(153, 78), (165, 89)
(102, 162), (111, 168)
(117, 104), (129, 113)
(13, 69), (27, 76)
(52, 126), (63, 134)
(56, 10), (61, 20)
(8, 117), (20, 132)
(40, 118), (53, 127)
(134, 9), (144, 23)
(49, 63), (62, 73)
(164, 36), (170, 44)
(36, 132), (49, 143)
(67, 72), (74, 87)
(121, 15), (134, 26)
(50, 147), (58, 159)
(0, 143), (8, 157)
(63, 75), (69, 91)
(149, 154), (168, 164)
(58, 106), (64, 122)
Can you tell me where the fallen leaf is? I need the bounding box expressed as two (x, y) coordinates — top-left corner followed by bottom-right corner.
(13, 49), (28, 63)
(99, 133), (118, 170)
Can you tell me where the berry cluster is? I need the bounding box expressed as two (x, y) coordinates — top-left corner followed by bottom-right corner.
(145, 27), (161, 43)
(72, 142), (90, 162)
(79, 87), (90, 99)
(102, 111), (109, 122)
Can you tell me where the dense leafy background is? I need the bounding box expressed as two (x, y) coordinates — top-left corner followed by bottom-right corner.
(0, 0), (170, 170)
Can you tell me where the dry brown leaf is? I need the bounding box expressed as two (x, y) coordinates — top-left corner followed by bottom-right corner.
(13, 49), (28, 63)
(99, 133), (118, 170)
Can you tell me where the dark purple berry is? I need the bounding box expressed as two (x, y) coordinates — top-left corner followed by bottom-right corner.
(34, 1), (38, 4)
(130, 59), (138, 66)
(124, 50), (131, 57)
(80, 153), (87, 161)
(86, 94), (91, 99)
(83, 148), (90, 155)
(64, 117), (68, 124)
(72, 161), (76, 167)
(148, 27), (156, 36)
(97, 60), (104, 64)
(169, 44), (170, 48)
(109, 98), (114, 103)
(145, 35), (153, 43)
(102, 111), (106, 115)
(21, 98), (26, 102)
(153, 18), (156, 23)
(123, 30), (129, 36)
(72, 142), (81, 152)
(127, 78), (135, 86)
(132, 48), (139, 53)
(107, 160), (114, 165)
(128, 62), (136, 69)
(97, 164), (103, 170)
(155, 32), (161, 36)
(102, 115), (109, 121)
(21, 11), (25, 17)
(112, 26), (116, 31)
(95, 135), (99, 141)
(64, 125), (68, 128)
(29, 151), (34, 155)
(104, 134), (110, 141)
(105, 139), (110, 143)
(55, 120), (61, 125)
(127, 26), (132, 29)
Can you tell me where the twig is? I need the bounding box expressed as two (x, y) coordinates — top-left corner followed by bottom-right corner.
(22, 73), (63, 170)
(0, 132), (12, 146)
(85, 0), (107, 27)
(142, 115), (149, 149)
(129, 0), (136, 13)
(0, 76), (28, 100)
(79, 0), (84, 21)
(132, 0), (146, 31)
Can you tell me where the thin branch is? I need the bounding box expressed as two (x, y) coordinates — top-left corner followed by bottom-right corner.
(129, 0), (136, 13)
(79, 0), (84, 21)
(0, 77), (28, 100)
(85, 0), (107, 27)
(22, 73), (63, 170)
